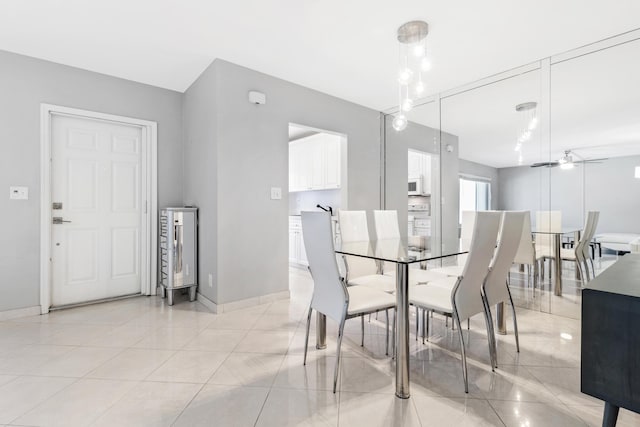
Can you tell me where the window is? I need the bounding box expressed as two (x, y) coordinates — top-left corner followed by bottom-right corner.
(459, 177), (491, 222)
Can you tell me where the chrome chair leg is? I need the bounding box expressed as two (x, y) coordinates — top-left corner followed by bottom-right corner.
(415, 306), (419, 341)
(481, 296), (498, 371)
(425, 310), (430, 343)
(333, 317), (346, 393)
(303, 306), (313, 365)
(453, 312), (469, 393)
(361, 315), (365, 347)
(507, 289), (520, 353)
(385, 309), (390, 356)
(422, 309), (426, 344)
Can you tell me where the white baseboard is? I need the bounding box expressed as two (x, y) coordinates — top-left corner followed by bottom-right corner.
(0, 306), (42, 321)
(196, 292), (218, 313)
(196, 290), (290, 314)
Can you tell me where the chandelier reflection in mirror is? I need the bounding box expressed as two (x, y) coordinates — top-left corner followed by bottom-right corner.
(392, 20), (430, 131)
(514, 102), (538, 164)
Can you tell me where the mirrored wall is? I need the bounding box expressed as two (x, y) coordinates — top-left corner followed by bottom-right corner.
(383, 30), (640, 319)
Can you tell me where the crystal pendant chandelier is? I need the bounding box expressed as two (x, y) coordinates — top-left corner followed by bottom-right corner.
(514, 102), (538, 164)
(392, 20), (430, 131)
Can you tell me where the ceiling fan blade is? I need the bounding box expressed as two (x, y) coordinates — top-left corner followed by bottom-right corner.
(530, 162), (559, 168)
(576, 157), (609, 163)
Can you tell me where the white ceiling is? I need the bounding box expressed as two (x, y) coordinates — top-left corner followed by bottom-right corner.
(1, 1), (639, 112)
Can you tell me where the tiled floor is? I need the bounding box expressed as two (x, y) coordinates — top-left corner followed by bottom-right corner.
(0, 264), (638, 426)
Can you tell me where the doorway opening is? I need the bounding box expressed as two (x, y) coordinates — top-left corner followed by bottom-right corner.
(287, 123), (347, 287)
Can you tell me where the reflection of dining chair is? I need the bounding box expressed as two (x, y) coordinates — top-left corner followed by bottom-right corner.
(512, 212), (538, 289)
(561, 211), (599, 283)
(484, 211), (527, 361)
(301, 212), (396, 393)
(338, 210), (396, 293)
(373, 210), (447, 285)
(409, 211), (502, 393)
(584, 211), (600, 277)
(430, 210), (476, 277)
(535, 210), (562, 279)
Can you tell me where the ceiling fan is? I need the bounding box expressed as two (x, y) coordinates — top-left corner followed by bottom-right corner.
(530, 150), (608, 169)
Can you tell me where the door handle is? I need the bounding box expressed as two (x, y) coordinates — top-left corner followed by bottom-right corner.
(52, 217), (72, 224)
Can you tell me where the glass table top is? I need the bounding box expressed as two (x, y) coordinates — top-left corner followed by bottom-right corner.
(531, 227), (582, 235)
(335, 238), (469, 264)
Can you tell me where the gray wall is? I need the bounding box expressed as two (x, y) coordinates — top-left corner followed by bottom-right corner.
(0, 50), (183, 312)
(498, 155), (640, 233)
(188, 59), (382, 305)
(182, 61), (219, 303)
(459, 159), (500, 210)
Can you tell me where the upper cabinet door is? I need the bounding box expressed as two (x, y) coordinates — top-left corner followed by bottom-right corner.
(289, 133), (342, 191)
(325, 135), (341, 189)
(408, 150), (422, 178)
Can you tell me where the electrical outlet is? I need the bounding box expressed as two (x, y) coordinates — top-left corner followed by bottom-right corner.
(208, 274), (213, 288)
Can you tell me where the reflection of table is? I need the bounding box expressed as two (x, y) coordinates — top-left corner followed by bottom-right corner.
(532, 228), (582, 296)
(317, 239), (467, 399)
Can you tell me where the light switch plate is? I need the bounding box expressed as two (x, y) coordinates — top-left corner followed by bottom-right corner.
(270, 187), (282, 200)
(9, 186), (28, 200)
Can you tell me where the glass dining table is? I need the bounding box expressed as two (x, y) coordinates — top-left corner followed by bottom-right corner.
(313, 238), (468, 399)
(531, 227), (582, 296)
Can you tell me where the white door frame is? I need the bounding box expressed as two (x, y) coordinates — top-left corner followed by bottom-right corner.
(40, 104), (158, 314)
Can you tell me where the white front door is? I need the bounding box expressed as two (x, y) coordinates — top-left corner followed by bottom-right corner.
(51, 114), (143, 306)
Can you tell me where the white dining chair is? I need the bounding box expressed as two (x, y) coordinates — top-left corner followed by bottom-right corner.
(512, 212), (538, 289)
(338, 210), (397, 293)
(560, 211), (598, 283)
(301, 212), (396, 393)
(373, 210), (448, 285)
(409, 211), (502, 393)
(483, 211), (527, 362)
(535, 210), (562, 279)
(430, 210), (476, 277)
(584, 211), (600, 277)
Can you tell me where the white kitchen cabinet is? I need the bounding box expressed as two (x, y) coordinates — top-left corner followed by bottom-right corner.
(289, 217), (308, 267)
(407, 150), (431, 195)
(289, 134), (341, 192)
(324, 136), (341, 189)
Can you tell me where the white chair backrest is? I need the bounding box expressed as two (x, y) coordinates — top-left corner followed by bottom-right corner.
(338, 210), (370, 242)
(453, 211), (502, 321)
(580, 211), (599, 259)
(301, 212), (348, 322)
(484, 211), (527, 306)
(461, 210), (476, 240)
(338, 210), (377, 278)
(535, 210), (562, 248)
(373, 210), (401, 240)
(513, 212), (535, 265)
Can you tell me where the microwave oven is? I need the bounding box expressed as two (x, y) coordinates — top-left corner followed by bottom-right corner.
(408, 176), (423, 195)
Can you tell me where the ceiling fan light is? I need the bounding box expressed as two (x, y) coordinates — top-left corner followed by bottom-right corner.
(560, 162), (574, 170)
